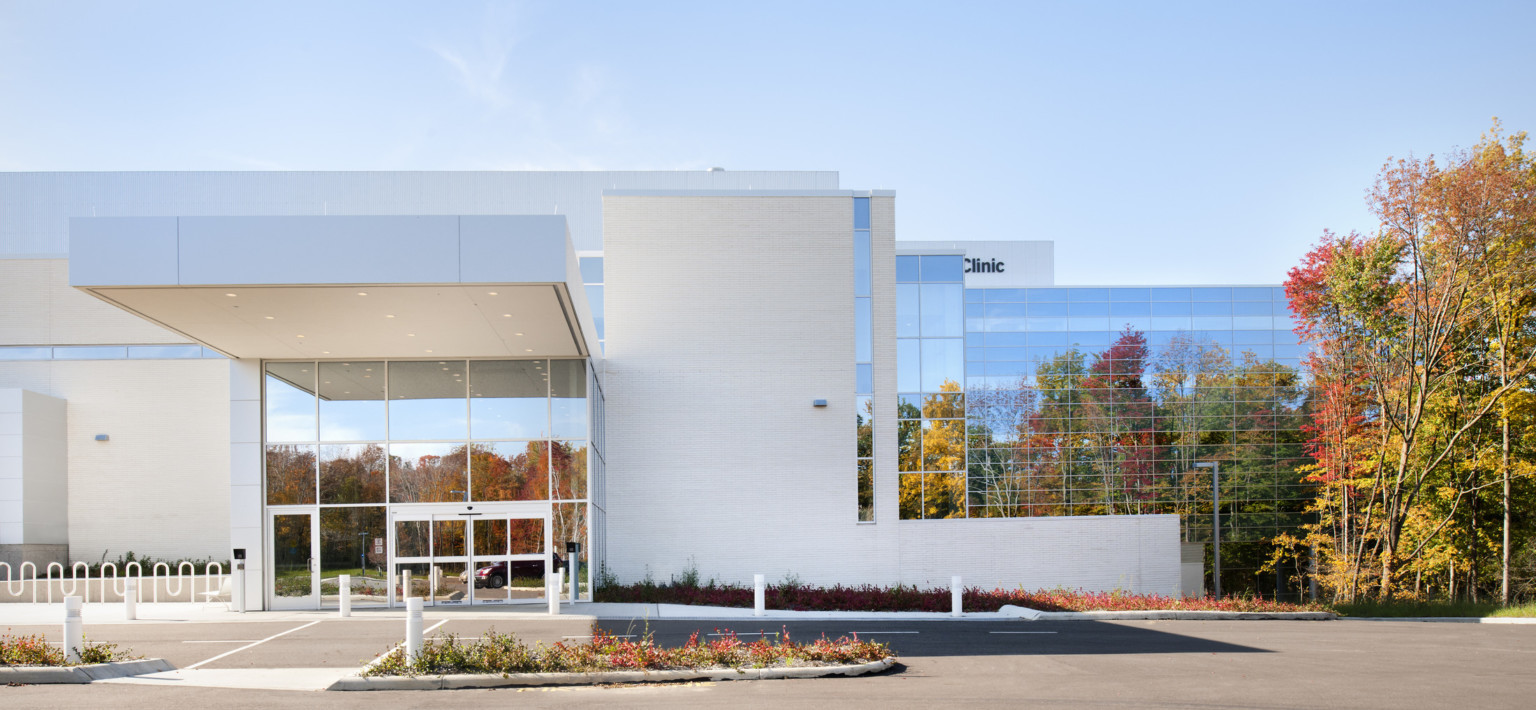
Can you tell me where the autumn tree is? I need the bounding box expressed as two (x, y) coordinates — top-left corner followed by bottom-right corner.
(1286, 122), (1536, 600)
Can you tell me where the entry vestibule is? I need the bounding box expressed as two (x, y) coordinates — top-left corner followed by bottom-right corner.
(267, 503), (558, 610)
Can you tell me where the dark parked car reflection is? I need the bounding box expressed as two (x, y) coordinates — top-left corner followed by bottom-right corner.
(459, 556), (563, 588)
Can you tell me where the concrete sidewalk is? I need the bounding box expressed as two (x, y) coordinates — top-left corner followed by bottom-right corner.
(0, 600), (1025, 625)
(0, 600), (1340, 625)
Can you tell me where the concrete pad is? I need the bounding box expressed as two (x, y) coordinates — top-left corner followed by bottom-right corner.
(98, 666), (353, 691)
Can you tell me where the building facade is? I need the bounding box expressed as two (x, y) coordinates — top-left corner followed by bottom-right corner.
(0, 171), (1309, 609)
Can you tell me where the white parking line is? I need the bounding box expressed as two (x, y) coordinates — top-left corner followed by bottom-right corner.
(707, 632), (778, 637)
(184, 620), (323, 670)
(182, 640), (265, 644)
(990, 631), (1058, 634)
(851, 631), (919, 634)
(562, 635), (636, 639)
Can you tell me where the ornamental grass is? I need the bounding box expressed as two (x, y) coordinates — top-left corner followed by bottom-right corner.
(363, 628), (891, 677)
(0, 632), (136, 666)
(595, 581), (1330, 613)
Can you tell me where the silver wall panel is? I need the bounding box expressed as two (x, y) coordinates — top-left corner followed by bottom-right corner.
(458, 215), (568, 284)
(67, 217), (179, 286)
(178, 216), (461, 285)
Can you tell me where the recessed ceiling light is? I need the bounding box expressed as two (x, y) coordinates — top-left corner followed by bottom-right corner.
(342, 363), (350, 366)
(225, 293), (237, 298)
(357, 292), (368, 296)
(323, 380), (331, 384)
(502, 314), (512, 318)
(322, 351), (331, 354)
(514, 332), (524, 336)
(296, 335), (305, 338)
(425, 349), (433, 353)
(438, 362), (446, 365)
(407, 333), (416, 337)
(442, 367), (449, 371)
(525, 348), (534, 352)
(344, 391), (350, 394)
(385, 315), (395, 319)
(265, 316), (275, 320)
(488, 291), (498, 296)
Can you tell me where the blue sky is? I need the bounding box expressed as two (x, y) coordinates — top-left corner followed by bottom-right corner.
(2, 1), (1532, 284)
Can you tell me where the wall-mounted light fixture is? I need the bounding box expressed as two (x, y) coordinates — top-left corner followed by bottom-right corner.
(94, 434), (109, 441)
(813, 399), (828, 408)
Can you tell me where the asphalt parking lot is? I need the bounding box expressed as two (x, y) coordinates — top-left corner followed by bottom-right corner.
(2, 615), (1535, 709)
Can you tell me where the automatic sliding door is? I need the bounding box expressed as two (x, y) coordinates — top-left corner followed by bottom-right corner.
(393, 517), (431, 604)
(507, 517), (549, 603)
(471, 518), (510, 604)
(389, 509), (551, 607)
(432, 519), (468, 605)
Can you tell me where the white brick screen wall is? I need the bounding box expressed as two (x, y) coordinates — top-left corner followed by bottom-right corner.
(603, 194), (1180, 594)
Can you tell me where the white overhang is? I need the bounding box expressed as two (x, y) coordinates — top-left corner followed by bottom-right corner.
(68, 215), (597, 361)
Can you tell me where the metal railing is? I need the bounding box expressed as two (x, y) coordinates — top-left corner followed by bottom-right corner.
(0, 561), (228, 604)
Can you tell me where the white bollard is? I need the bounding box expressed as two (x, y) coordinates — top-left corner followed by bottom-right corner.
(124, 578), (137, 620)
(339, 574), (351, 617)
(404, 597), (423, 664)
(951, 576), (963, 617)
(754, 574), (766, 617)
(233, 564), (246, 613)
(546, 573), (560, 615)
(63, 596), (83, 662)
(401, 569), (412, 604)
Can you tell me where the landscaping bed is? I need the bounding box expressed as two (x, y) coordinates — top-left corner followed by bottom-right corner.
(595, 581), (1330, 614)
(0, 632), (169, 684)
(1, 632), (138, 666)
(362, 628), (892, 679)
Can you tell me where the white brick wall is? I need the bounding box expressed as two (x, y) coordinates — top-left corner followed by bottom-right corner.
(604, 194), (1180, 594)
(0, 259), (190, 346)
(0, 259), (229, 563)
(0, 360), (229, 562)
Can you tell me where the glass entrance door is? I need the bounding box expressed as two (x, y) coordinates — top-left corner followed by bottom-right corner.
(391, 511), (550, 606)
(270, 511), (317, 609)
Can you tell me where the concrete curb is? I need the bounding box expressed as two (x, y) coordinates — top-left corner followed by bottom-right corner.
(1032, 610), (1337, 621)
(0, 658), (174, 684)
(327, 656), (896, 691)
(1343, 616), (1536, 624)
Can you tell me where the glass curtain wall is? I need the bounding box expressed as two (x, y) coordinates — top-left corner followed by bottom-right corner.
(960, 286), (1311, 597)
(264, 358), (593, 601)
(895, 255), (967, 520)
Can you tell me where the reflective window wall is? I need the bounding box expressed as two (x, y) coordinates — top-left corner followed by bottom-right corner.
(958, 285), (1312, 597)
(895, 254), (967, 520)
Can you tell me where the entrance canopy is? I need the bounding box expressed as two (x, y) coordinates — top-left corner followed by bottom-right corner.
(68, 215), (596, 360)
